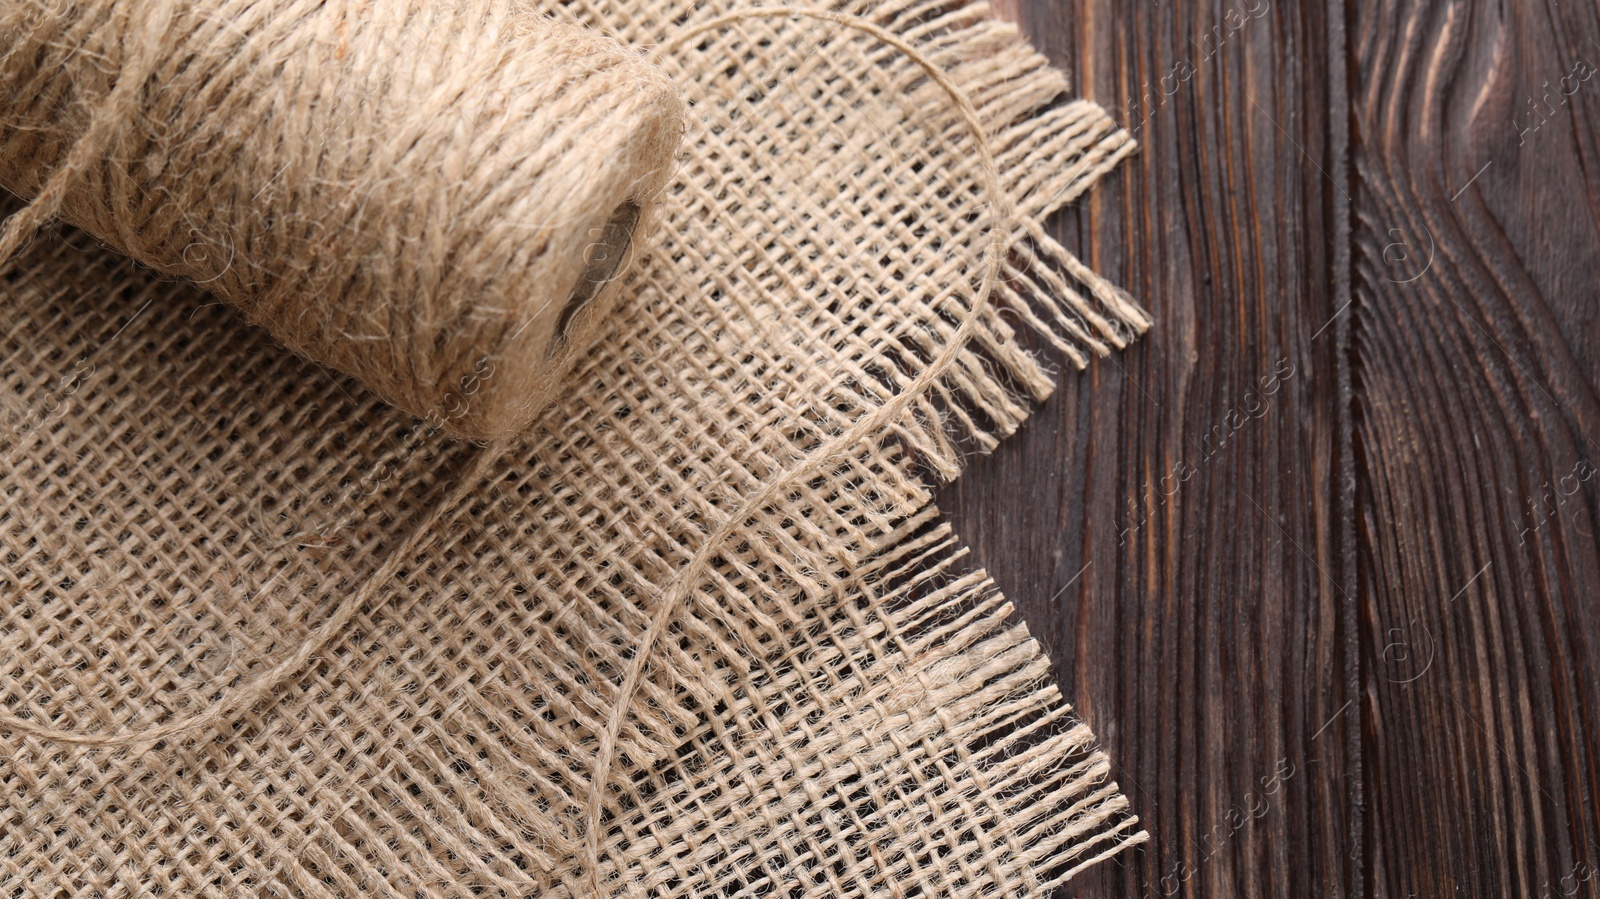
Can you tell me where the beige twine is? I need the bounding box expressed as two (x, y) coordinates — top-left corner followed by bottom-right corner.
(0, 0), (686, 441)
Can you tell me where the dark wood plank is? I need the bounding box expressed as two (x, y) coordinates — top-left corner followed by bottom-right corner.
(940, 1), (1360, 896)
(1350, 1), (1600, 895)
(945, 0), (1600, 895)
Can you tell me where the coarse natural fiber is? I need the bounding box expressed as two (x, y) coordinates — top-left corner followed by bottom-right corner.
(0, 0), (686, 441)
(0, 0), (1150, 896)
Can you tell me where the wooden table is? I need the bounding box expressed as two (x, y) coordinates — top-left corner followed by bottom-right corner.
(940, 1), (1600, 895)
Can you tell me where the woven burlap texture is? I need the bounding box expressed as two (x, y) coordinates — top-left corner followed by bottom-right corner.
(0, 0), (1148, 895)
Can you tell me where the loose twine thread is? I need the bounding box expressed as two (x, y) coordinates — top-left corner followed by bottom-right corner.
(0, 4), (1132, 892)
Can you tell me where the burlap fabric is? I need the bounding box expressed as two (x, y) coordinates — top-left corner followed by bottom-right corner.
(0, 0), (1148, 895)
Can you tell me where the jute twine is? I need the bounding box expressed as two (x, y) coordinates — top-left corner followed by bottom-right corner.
(1, 1), (1150, 895)
(0, 0), (685, 441)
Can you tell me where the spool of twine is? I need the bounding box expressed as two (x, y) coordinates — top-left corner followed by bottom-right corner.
(0, 0), (685, 441)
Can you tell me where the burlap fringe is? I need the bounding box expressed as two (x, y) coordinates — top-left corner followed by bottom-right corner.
(581, 0), (1152, 888)
(860, 3), (1143, 466)
(784, 0), (1153, 874)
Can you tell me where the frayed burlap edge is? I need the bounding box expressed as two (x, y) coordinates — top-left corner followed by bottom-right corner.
(581, 1), (1152, 891)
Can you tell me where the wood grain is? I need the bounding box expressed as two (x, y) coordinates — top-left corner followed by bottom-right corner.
(1351, 1), (1600, 895)
(936, 0), (1600, 895)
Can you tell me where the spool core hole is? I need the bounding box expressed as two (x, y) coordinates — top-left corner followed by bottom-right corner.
(556, 200), (640, 346)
